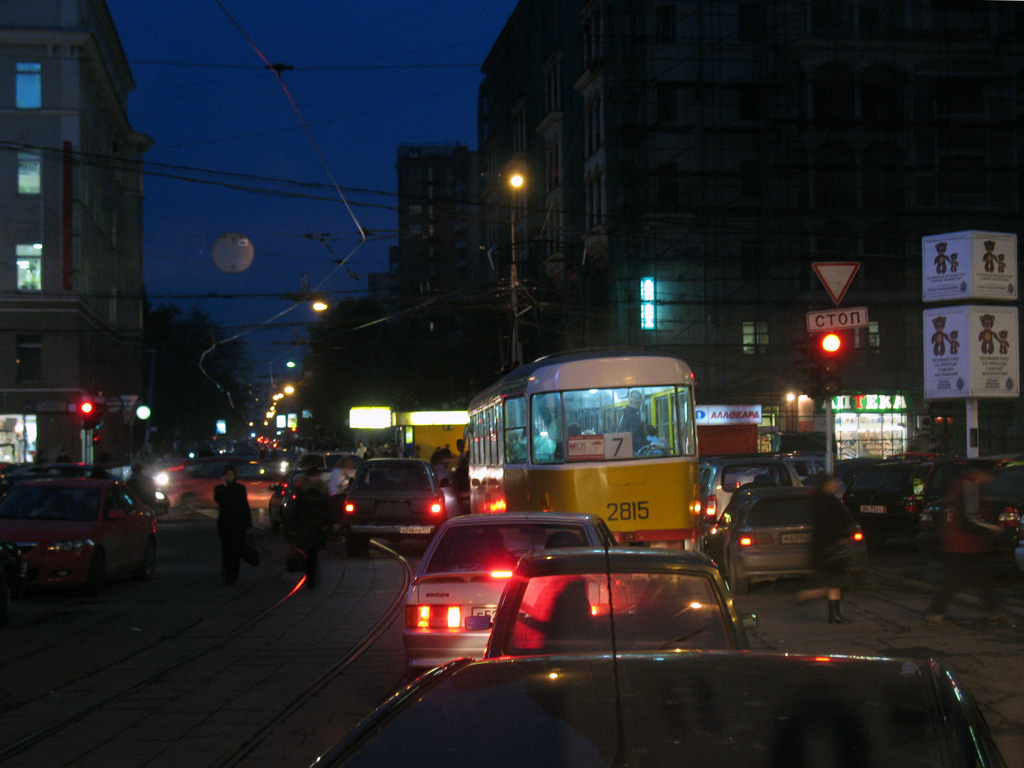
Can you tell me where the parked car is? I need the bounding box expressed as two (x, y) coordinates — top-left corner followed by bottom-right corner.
(833, 456), (884, 497)
(0, 463), (112, 497)
(918, 458), (1024, 560)
(841, 458), (934, 548)
(341, 458), (449, 556)
(0, 478), (157, 595)
(310, 652), (1008, 768)
(0, 538), (26, 626)
(481, 548), (750, 658)
(403, 512), (616, 671)
(698, 455), (802, 528)
(154, 456), (288, 513)
(774, 452), (826, 484)
(702, 485), (867, 594)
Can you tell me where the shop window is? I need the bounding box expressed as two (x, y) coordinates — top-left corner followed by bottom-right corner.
(16, 244), (42, 291)
(16, 335), (41, 382)
(16, 63), (41, 109)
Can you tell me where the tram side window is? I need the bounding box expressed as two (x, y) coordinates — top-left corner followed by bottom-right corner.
(531, 392), (563, 464)
(504, 397), (527, 464)
(485, 405), (499, 466)
(676, 387), (697, 456)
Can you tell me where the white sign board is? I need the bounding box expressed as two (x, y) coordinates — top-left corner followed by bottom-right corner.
(923, 305), (1019, 399)
(806, 306), (869, 332)
(694, 405), (763, 425)
(921, 231), (1017, 302)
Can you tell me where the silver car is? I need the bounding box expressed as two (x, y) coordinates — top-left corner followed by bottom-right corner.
(698, 455), (803, 527)
(703, 485), (868, 594)
(402, 512), (616, 671)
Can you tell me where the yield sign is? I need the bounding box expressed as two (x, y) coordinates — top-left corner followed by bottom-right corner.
(812, 261), (860, 305)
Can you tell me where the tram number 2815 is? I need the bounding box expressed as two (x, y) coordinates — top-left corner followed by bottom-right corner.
(607, 501), (650, 521)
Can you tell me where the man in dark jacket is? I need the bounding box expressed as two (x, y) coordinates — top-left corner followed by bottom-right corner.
(797, 475), (857, 623)
(214, 464), (253, 585)
(287, 466), (333, 588)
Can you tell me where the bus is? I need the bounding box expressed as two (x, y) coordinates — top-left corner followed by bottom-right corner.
(466, 349), (700, 546)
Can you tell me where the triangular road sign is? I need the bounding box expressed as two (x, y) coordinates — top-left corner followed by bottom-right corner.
(812, 262), (860, 305)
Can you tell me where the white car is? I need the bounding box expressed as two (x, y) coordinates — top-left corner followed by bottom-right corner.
(402, 511), (617, 671)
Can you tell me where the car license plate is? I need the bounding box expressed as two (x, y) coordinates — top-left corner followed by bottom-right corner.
(399, 525), (434, 534)
(471, 606), (497, 618)
(860, 505), (886, 514)
(780, 533), (811, 544)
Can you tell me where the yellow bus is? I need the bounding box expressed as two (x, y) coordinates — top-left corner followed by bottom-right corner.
(466, 349), (700, 546)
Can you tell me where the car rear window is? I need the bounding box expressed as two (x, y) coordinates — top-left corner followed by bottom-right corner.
(988, 466), (1024, 495)
(850, 465), (929, 495)
(425, 524), (588, 573)
(744, 496), (815, 527)
(508, 572), (729, 655)
(356, 464), (432, 492)
(0, 485), (100, 521)
(719, 463), (791, 490)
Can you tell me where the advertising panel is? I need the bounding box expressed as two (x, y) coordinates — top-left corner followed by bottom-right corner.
(921, 231), (1017, 302)
(923, 305), (1019, 399)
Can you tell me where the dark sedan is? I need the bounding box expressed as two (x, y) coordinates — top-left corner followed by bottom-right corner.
(842, 458), (934, 547)
(481, 548), (750, 657)
(311, 652), (1008, 768)
(703, 485), (867, 594)
(342, 458), (448, 556)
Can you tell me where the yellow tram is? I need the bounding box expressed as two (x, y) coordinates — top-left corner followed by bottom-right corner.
(466, 349), (701, 546)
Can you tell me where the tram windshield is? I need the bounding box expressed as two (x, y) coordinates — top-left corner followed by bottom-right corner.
(530, 385), (696, 464)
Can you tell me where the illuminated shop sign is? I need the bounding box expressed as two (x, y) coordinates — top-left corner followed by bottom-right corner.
(830, 394), (907, 412)
(695, 405), (762, 425)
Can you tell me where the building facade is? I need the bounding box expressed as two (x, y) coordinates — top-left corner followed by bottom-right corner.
(477, 0), (1024, 456)
(0, 0), (150, 464)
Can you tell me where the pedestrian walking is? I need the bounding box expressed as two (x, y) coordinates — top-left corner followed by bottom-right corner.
(927, 469), (1008, 626)
(214, 464), (255, 585)
(797, 474), (857, 623)
(286, 466), (333, 589)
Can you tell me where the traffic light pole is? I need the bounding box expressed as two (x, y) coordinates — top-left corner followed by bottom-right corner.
(825, 397), (835, 476)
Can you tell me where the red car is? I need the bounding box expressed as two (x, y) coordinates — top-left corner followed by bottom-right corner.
(154, 457), (288, 513)
(0, 478), (157, 594)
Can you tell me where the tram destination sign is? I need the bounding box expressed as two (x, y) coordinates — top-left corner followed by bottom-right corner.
(806, 306), (869, 333)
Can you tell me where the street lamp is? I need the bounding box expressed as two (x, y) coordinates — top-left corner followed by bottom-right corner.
(508, 172), (525, 368)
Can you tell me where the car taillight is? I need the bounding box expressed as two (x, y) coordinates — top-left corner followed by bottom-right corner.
(489, 497), (507, 513)
(344, 501), (356, 514)
(406, 604), (463, 629)
(905, 497), (921, 515)
(430, 498), (444, 515)
(998, 507), (1020, 526)
(851, 531), (864, 542)
(705, 495), (717, 518)
(737, 533), (773, 546)
(490, 570), (513, 579)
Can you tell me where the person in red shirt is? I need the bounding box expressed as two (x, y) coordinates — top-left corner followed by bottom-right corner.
(927, 470), (1007, 625)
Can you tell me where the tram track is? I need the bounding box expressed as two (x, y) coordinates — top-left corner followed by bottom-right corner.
(0, 536), (414, 768)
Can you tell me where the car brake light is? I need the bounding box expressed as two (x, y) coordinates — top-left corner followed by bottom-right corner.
(905, 498), (921, 515)
(705, 495), (717, 518)
(430, 499), (444, 515)
(490, 570), (513, 579)
(738, 533), (773, 546)
(489, 497), (507, 513)
(406, 604), (465, 630)
(344, 501), (356, 514)
(738, 535), (753, 547)
(851, 531), (864, 542)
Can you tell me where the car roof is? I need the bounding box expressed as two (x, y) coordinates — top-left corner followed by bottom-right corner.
(12, 477), (114, 489)
(729, 486), (818, 502)
(437, 511), (606, 529)
(513, 547), (715, 576)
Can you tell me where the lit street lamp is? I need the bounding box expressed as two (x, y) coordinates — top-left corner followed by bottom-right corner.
(508, 172), (525, 368)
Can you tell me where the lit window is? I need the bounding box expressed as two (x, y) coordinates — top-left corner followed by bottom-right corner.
(16, 244), (42, 291)
(18, 151), (41, 195)
(641, 277), (656, 330)
(742, 320), (768, 354)
(16, 63), (41, 109)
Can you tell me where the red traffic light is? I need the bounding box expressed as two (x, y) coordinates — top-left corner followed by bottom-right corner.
(79, 401), (95, 415)
(820, 332), (842, 355)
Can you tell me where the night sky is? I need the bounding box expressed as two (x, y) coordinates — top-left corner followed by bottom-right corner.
(104, 0), (518, 378)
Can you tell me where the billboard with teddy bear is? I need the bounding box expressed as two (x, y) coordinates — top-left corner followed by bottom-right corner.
(923, 305), (1019, 399)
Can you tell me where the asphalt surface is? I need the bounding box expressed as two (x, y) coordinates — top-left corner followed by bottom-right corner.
(71, 507), (1024, 767)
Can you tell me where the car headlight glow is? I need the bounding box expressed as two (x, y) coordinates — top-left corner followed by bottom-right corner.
(46, 539), (92, 552)
(154, 472), (169, 486)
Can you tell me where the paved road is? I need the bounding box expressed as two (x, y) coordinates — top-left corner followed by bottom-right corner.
(3, 510), (1023, 767)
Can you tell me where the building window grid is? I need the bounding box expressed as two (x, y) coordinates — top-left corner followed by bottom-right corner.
(545, 57), (562, 114)
(18, 151), (41, 195)
(742, 320), (768, 354)
(16, 335), (42, 383)
(16, 244), (42, 291)
(641, 277), (656, 329)
(512, 105), (527, 154)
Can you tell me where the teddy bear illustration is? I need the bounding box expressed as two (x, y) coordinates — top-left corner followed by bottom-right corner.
(949, 250), (959, 273)
(931, 316), (950, 356)
(948, 330), (959, 354)
(997, 252), (1006, 273)
(933, 242), (951, 274)
(978, 314), (997, 354)
(998, 330), (1010, 354)
(982, 241), (999, 273)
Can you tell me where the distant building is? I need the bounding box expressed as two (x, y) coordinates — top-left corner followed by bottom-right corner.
(0, 0), (151, 463)
(478, 0), (1024, 455)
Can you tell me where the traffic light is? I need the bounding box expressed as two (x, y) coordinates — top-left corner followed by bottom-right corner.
(817, 331), (848, 395)
(78, 399), (104, 430)
(793, 339), (822, 396)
